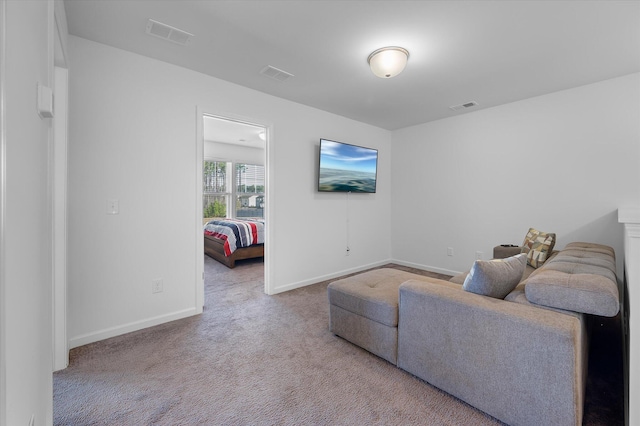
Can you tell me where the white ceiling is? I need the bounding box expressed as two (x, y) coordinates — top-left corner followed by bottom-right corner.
(203, 115), (266, 149)
(64, 0), (640, 131)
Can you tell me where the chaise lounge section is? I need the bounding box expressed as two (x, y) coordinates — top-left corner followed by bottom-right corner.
(327, 241), (619, 426)
(327, 268), (444, 364)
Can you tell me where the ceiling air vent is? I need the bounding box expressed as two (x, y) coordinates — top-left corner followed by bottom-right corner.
(146, 19), (193, 45)
(449, 101), (478, 112)
(260, 65), (294, 82)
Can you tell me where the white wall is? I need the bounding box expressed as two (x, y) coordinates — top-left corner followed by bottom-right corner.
(67, 21), (639, 359)
(391, 73), (640, 278)
(1, 1), (54, 424)
(67, 36), (392, 347)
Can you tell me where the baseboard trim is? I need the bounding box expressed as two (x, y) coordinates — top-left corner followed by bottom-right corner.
(269, 259), (463, 295)
(390, 259), (462, 277)
(269, 258), (393, 295)
(69, 307), (199, 349)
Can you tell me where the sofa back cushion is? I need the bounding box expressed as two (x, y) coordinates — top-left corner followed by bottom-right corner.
(525, 270), (619, 317)
(524, 242), (619, 317)
(463, 254), (527, 299)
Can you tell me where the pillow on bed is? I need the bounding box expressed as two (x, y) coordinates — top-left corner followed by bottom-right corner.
(463, 254), (527, 299)
(521, 227), (556, 268)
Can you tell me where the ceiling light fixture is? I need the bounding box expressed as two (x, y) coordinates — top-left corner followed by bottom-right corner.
(367, 46), (409, 78)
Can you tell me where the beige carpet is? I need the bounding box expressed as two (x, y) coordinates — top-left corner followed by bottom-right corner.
(53, 256), (623, 425)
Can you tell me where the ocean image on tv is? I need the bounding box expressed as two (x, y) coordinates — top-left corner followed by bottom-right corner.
(319, 140), (378, 193)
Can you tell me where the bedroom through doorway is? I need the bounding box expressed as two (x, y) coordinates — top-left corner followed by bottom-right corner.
(200, 114), (267, 294)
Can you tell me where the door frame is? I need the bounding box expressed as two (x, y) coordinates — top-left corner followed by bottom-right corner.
(52, 0), (69, 371)
(0, 1), (7, 422)
(195, 107), (272, 307)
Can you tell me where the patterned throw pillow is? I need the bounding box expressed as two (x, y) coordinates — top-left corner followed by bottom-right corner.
(521, 228), (556, 268)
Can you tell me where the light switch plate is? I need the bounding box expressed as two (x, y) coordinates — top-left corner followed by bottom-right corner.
(107, 199), (119, 215)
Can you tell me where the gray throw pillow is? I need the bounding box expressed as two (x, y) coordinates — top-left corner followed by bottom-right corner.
(463, 254), (527, 299)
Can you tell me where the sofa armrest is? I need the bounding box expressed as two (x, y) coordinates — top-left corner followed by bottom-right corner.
(493, 244), (522, 259)
(397, 279), (587, 426)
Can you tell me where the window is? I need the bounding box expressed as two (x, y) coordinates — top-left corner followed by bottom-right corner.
(235, 163), (265, 219)
(203, 161), (265, 220)
(203, 160), (230, 220)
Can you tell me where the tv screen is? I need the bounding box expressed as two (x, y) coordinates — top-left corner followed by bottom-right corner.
(318, 139), (378, 193)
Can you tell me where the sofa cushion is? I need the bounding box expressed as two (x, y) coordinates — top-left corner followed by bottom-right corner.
(525, 270), (619, 317)
(564, 241), (615, 257)
(462, 254), (527, 299)
(327, 268), (437, 327)
(449, 272), (467, 285)
(505, 283), (583, 318)
(521, 228), (556, 268)
(546, 241), (617, 277)
(541, 261), (617, 284)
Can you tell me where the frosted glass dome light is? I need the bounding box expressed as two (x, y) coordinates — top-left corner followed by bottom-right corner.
(367, 47), (409, 78)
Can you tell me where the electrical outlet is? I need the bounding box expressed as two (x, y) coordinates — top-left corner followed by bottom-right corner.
(152, 279), (163, 294)
(447, 247), (454, 256)
(476, 251), (483, 260)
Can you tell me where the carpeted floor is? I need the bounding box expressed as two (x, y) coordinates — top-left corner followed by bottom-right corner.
(53, 256), (624, 425)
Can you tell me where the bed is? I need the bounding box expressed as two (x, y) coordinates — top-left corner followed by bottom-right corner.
(203, 218), (265, 268)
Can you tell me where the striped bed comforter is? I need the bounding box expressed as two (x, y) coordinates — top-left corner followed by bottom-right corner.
(204, 218), (265, 256)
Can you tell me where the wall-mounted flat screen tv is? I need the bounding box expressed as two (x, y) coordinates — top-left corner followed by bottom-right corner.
(318, 139), (378, 193)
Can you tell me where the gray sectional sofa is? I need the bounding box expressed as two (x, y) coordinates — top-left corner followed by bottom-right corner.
(328, 242), (620, 426)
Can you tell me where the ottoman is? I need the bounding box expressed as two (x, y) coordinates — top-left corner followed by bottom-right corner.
(327, 268), (428, 364)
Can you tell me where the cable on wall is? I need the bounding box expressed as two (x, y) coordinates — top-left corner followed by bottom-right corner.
(346, 191), (351, 255)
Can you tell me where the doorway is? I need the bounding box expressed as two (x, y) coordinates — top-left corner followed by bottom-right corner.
(196, 111), (269, 307)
